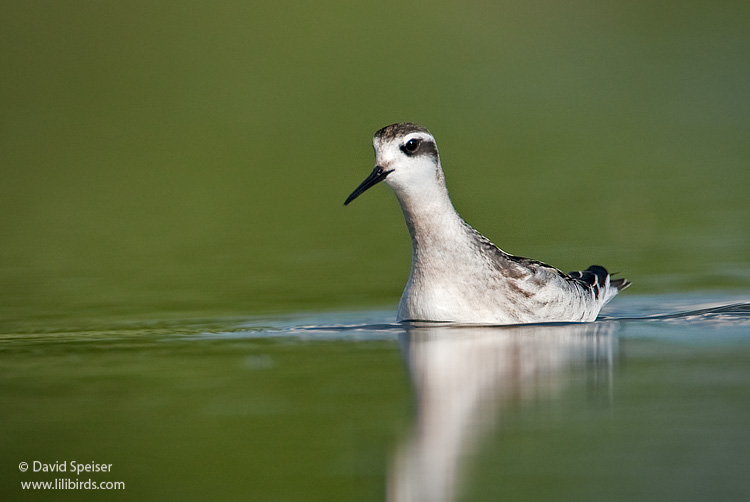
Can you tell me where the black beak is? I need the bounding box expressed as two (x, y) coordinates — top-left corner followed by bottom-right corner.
(344, 166), (392, 205)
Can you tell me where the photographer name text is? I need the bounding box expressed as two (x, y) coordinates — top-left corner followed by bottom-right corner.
(28, 461), (112, 475)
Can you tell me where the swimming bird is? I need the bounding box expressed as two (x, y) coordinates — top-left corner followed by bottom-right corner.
(344, 123), (629, 325)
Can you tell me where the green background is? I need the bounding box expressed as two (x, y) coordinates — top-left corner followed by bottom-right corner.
(2, 1), (749, 324)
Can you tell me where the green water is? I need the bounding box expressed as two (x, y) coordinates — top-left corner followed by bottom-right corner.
(2, 301), (750, 501)
(2, 1), (750, 500)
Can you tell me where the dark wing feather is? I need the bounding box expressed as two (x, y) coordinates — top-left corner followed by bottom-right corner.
(568, 265), (630, 299)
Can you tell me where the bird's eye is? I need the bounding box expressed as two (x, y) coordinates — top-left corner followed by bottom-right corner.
(403, 138), (421, 153)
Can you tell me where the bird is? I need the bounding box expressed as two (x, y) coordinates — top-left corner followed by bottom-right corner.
(344, 123), (629, 325)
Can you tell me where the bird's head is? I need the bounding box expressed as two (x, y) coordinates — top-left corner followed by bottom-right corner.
(345, 123), (443, 205)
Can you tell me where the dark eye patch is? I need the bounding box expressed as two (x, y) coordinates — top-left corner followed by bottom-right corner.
(401, 138), (421, 154)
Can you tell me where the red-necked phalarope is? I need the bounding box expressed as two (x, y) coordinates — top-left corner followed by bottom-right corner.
(345, 123), (630, 324)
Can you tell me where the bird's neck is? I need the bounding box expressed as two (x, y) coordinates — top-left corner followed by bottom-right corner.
(395, 181), (473, 256)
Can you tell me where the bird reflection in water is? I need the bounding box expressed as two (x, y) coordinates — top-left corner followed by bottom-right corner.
(389, 321), (616, 502)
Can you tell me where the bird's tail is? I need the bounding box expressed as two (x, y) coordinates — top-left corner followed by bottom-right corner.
(569, 265), (630, 300)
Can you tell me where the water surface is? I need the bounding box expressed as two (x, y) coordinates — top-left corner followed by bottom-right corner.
(3, 295), (749, 501)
